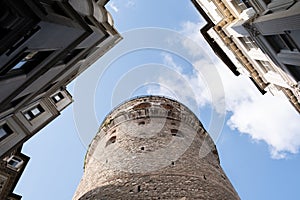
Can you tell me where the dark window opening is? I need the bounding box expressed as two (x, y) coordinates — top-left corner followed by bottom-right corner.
(171, 129), (178, 133)
(285, 64), (300, 82)
(265, 35), (290, 53)
(106, 136), (116, 147)
(8, 159), (19, 167)
(0, 124), (13, 140)
(170, 129), (183, 137)
(24, 105), (45, 121)
(263, 0), (271, 4)
(140, 147), (145, 150)
(212, 149), (218, 155)
(280, 34), (299, 51)
(137, 185), (141, 192)
(203, 175), (207, 180)
(1, 50), (53, 76)
(52, 92), (64, 103)
(221, 175), (226, 180)
(161, 103), (174, 110)
(138, 121), (145, 125)
(7, 156), (23, 170)
(171, 161), (175, 166)
(133, 103), (151, 110)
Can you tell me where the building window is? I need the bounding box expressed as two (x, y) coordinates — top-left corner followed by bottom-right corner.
(264, 34), (299, 53)
(256, 60), (274, 73)
(239, 37), (258, 51)
(9, 51), (38, 71)
(0, 124), (13, 141)
(7, 156), (23, 170)
(285, 64), (300, 82)
(280, 34), (299, 52)
(24, 105), (45, 121)
(52, 92), (64, 103)
(0, 50), (53, 76)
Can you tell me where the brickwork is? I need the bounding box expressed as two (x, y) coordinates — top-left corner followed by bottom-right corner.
(73, 96), (240, 200)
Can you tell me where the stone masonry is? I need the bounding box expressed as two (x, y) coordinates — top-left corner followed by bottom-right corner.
(73, 96), (240, 200)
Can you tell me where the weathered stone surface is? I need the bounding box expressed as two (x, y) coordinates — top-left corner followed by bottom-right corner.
(73, 96), (240, 200)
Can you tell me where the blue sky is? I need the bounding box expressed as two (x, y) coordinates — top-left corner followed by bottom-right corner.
(15, 1), (300, 200)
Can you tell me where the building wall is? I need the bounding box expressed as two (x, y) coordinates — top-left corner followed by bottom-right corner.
(0, 0), (121, 198)
(73, 96), (240, 200)
(249, 1), (300, 82)
(192, 0), (300, 113)
(0, 146), (29, 200)
(0, 0), (121, 158)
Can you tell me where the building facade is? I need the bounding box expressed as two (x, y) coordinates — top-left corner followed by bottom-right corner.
(192, 0), (300, 113)
(0, 0), (121, 198)
(0, 146), (29, 200)
(73, 96), (240, 199)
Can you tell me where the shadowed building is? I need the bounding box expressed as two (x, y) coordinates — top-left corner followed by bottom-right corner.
(192, 0), (300, 113)
(73, 96), (239, 200)
(0, 146), (29, 200)
(0, 0), (121, 198)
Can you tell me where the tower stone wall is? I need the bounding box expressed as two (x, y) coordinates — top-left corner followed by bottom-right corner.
(73, 96), (240, 200)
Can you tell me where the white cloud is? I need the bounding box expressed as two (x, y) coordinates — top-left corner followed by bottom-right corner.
(148, 20), (300, 159)
(108, 2), (119, 13)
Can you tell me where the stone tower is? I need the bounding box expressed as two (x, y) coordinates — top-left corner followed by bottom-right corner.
(73, 96), (240, 200)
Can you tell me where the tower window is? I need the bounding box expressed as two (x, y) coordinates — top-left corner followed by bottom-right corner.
(212, 149), (218, 155)
(170, 129), (183, 137)
(161, 104), (173, 110)
(138, 121), (145, 125)
(133, 103), (151, 110)
(106, 136), (116, 147)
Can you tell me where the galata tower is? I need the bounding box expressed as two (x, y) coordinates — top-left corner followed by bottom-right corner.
(73, 96), (239, 199)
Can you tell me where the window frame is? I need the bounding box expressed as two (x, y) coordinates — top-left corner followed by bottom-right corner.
(239, 37), (258, 51)
(51, 92), (64, 103)
(23, 104), (45, 121)
(7, 156), (24, 171)
(0, 123), (13, 142)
